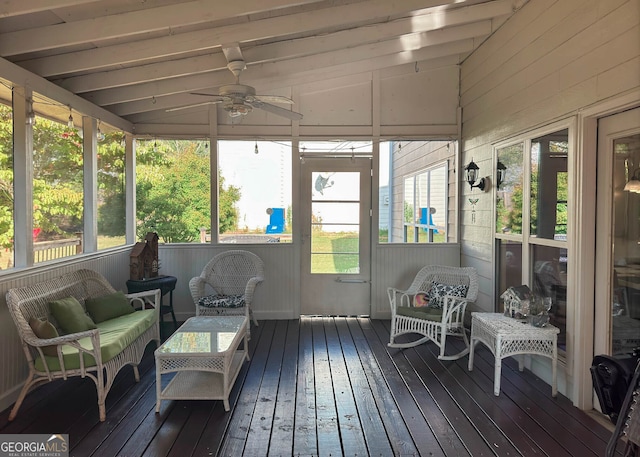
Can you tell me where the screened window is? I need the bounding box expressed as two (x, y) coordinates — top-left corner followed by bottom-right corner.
(0, 100), (12, 269)
(402, 165), (447, 243)
(97, 125), (126, 250)
(217, 140), (292, 244)
(32, 94), (84, 263)
(379, 140), (455, 243)
(136, 139), (211, 243)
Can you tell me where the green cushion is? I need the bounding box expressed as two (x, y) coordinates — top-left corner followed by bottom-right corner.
(85, 291), (134, 323)
(396, 305), (443, 321)
(28, 317), (59, 357)
(34, 309), (157, 372)
(49, 296), (97, 334)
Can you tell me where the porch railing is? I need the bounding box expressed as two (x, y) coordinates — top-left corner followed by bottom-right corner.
(34, 235), (83, 263)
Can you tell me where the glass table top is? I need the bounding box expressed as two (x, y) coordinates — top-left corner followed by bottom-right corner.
(156, 316), (246, 355)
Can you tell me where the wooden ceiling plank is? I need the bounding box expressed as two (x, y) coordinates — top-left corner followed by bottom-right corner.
(0, 0), (326, 56)
(110, 42), (470, 116)
(19, 0), (470, 77)
(57, 53), (229, 93)
(58, 0), (511, 93)
(0, 0), (102, 18)
(84, 22), (486, 106)
(125, 59), (460, 124)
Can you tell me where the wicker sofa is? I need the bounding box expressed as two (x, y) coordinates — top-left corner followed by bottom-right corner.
(6, 269), (161, 421)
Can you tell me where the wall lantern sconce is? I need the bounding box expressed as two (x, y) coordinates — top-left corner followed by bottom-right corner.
(496, 160), (507, 189)
(624, 168), (640, 193)
(465, 159), (486, 191)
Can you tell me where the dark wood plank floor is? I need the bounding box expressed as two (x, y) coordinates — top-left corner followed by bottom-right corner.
(0, 317), (616, 456)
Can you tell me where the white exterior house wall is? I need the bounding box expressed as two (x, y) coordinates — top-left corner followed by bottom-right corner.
(459, 0), (640, 405)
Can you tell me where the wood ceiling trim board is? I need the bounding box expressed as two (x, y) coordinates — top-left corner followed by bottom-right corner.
(0, 0), (326, 55)
(57, 53), (229, 93)
(0, 0), (102, 18)
(18, 0), (461, 76)
(58, 1), (507, 93)
(108, 42), (469, 117)
(84, 24), (481, 107)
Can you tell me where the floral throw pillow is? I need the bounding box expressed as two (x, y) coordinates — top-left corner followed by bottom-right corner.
(197, 294), (245, 308)
(413, 292), (429, 307)
(426, 283), (468, 309)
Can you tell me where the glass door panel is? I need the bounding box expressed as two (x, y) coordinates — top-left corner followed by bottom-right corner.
(301, 159), (371, 315)
(596, 107), (640, 356)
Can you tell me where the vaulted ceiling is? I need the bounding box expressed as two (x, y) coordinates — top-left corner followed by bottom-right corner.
(0, 0), (527, 134)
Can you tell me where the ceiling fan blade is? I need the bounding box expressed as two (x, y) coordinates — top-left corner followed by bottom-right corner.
(250, 100), (303, 120)
(165, 101), (220, 112)
(253, 94), (294, 105)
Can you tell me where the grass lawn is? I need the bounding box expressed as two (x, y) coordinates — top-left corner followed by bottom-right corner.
(311, 231), (359, 273)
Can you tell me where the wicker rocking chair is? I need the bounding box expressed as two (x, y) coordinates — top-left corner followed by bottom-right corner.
(388, 265), (479, 360)
(189, 250), (264, 335)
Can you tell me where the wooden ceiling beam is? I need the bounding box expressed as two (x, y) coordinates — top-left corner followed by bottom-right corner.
(19, 0), (473, 77)
(57, 0), (510, 93)
(110, 41), (469, 117)
(0, 0), (102, 18)
(0, 0), (325, 56)
(83, 21), (485, 107)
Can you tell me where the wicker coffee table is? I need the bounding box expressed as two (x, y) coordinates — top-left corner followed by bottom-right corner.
(155, 315), (249, 412)
(468, 312), (559, 397)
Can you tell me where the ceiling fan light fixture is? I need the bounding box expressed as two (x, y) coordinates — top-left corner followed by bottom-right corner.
(225, 102), (252, 117)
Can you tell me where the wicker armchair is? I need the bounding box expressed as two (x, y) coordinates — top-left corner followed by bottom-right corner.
(189, 250), (264, 335)
(388, 265), (479, 360)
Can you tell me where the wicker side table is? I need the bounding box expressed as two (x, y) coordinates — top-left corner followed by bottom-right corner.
(468, 312), (559, 397)
(155, 315), (249, 412)
(126, 275), (178, 334)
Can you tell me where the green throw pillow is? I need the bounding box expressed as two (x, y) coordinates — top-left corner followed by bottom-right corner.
(49, 296), (97, 334)
(28, 317), (59, 356)
(85, 291), (135, 323)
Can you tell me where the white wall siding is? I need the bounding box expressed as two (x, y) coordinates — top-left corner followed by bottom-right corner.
(371, 244), (460, 319)
(459, 0), (640, 310)
(159, 243), (461, 321)
(157, 244), (299, 321)
(459, 0), (640, 405)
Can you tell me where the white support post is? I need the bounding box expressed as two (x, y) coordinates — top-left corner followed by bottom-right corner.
(12, 87), (33, 267)
(125, 133), (136, 244)
(82, 116), (98, 253)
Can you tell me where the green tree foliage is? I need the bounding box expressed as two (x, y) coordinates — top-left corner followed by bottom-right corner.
(136, 140), (240, 242)
(97, 131), (126, 236)
(496, 139), (568, 237)
(0, 108), (240, 246)
(32, 118), (84, 237)
(218, 168), (241, 234)
(0, 105), (13, 248)
(496, 144), (525, 234)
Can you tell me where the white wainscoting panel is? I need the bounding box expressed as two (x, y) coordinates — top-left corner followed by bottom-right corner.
(0, 248), (131, 414)
(157, 244), (298, 321)
(371, 243), (460, 318)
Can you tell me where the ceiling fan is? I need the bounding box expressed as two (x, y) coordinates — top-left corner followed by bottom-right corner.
(168, 45), (303, 121)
